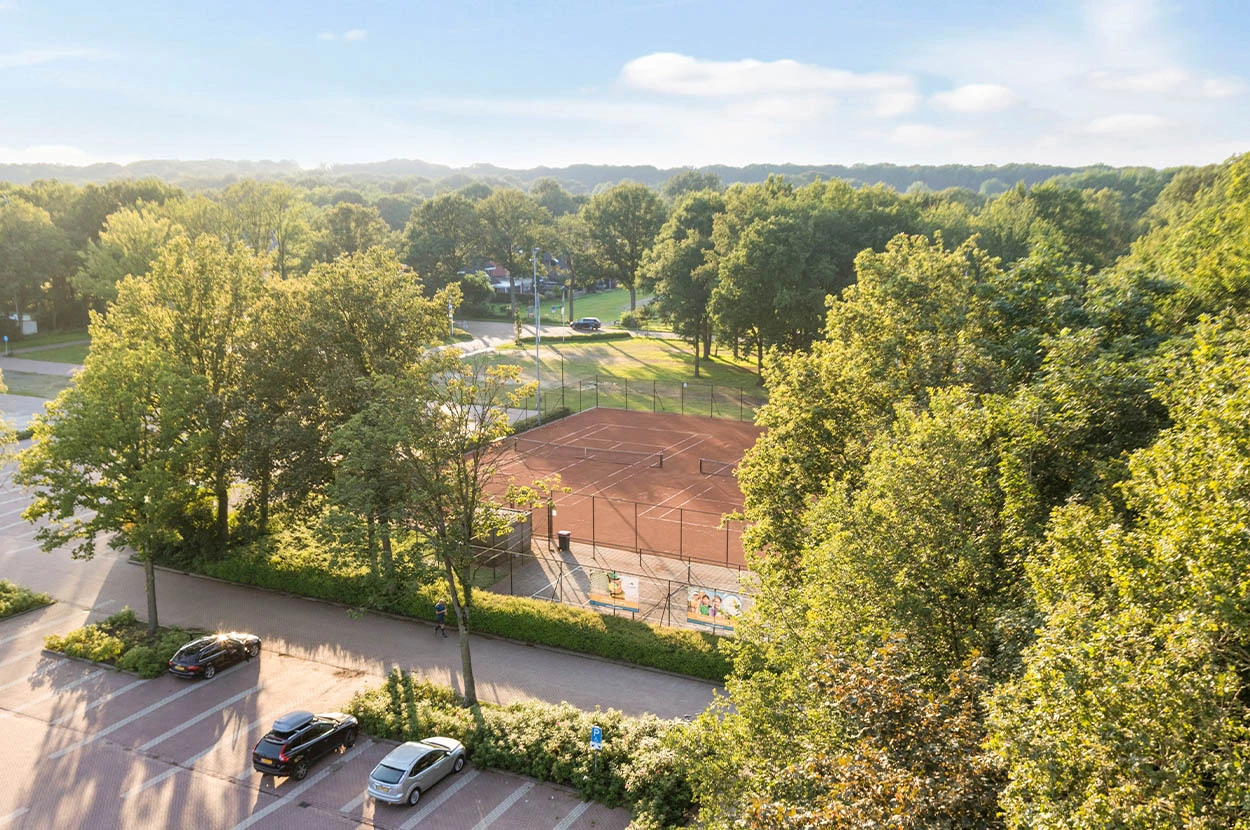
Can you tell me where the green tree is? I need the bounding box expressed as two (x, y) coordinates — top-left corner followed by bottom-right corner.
(313, 202), (394, 262)
(17, 328), (205, 635)
(0, 197), (74, 332)
(477, 188), (551, 331)
(642, 190), (725, 375)
(74, 205), (181, 310)
(661, 169), (722, 201)
(403, 192), (483, 293)
(220, 181), (314, 278)
(528, 177), (578, 217)
(582, 182), (666, 310)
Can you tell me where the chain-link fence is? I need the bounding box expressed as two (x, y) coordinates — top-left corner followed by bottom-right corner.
(517, 376), (767, 423)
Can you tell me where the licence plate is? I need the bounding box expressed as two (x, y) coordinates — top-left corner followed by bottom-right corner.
(377, 785), (390, 793)
(260, 758), (274, 765)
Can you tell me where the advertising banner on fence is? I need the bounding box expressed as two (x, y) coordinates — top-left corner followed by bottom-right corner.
(589, 570), (641, 613)
(686, 587), (743, 631)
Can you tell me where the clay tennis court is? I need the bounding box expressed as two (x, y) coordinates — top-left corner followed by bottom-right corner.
(490, 409), (764, 567)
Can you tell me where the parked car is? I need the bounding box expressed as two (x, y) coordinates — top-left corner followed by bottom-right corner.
(167, 632), (261, 679)
(570, 316), (602, 331)
(367, 737), (467, 806)
(252, 710), (359, 780)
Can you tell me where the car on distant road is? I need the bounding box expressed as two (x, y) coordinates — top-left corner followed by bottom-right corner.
(167, 632), (260, 679)
(367, 737), (467, 806)
(252, 710), (359, 780)
(570, 316), (602, 332)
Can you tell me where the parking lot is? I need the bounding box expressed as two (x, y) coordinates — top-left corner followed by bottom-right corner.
(0, 604), (629, 829)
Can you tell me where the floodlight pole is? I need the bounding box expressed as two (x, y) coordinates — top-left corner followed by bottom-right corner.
(533, 247), (542, 424)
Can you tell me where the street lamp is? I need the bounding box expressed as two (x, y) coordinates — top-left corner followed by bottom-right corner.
(532, 247), (542, 424)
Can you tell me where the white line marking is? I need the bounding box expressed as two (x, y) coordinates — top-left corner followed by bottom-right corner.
(51, 677), (146, 725)
(138, 684), (261, 751)
(339, 789), (368, 813)
(50, 664), (245, 759)
(470, 781), (534, 830)
(0, 612), (79, 646)
(400, 770), (480, 830)
(122, 715), (268, 799)
(0, 808), (29, 826)
(552, 801), (592, 830)
(0, 657), (67, 692)
(15, 668), (106, 712)
(0, 645), (51, 669)
(232, 740), (372, 830)
(555, 800), (592, 830)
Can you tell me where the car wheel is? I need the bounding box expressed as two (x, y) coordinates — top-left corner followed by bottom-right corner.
(247, 642), (260, 658)
(203, 664), (216, 680)
(293, 759), (309, 781)
(407, 787), (421, 806)
(343, 728), (357, 749)
(453, 756), (465, 773)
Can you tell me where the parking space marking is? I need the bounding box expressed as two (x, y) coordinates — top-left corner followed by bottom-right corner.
(0, 645), (51, 669)
(553, 801), (592, 830)
(49, 663), (246, 759)
(339, 789), (368, 813)
(15, 668), (106, 712)
(399, 769), (480, 830)
(470, 781), (535, 830)
(51, 677), (146, 725)
(138, 684), (262, 751)
(0, 808), (29, 826)
(0, 611), (81, 646)
(123, 714), (269, 799)
(231, 740), (373, 830)
(0, 657), (67, 692)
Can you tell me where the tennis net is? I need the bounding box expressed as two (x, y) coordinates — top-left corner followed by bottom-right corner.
(514, 437), (664, 468)
(698, 458), (736, 476)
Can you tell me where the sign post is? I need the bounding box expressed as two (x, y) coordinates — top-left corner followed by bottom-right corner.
(590, 724), (602, 774)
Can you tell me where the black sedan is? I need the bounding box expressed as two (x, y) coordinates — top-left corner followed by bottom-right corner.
(252, 710), (360, 780)
(570, 316), (602, 332)
(167, 632), (261, 679)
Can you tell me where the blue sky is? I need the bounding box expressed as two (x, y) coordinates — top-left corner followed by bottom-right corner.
(1, 0), (1246, 170)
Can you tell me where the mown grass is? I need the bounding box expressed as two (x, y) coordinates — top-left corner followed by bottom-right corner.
(13, 343), (90, 364)
(0, 370), (75, 398)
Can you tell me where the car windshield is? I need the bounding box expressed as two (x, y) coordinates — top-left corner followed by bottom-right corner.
(371, 763), (405, 784)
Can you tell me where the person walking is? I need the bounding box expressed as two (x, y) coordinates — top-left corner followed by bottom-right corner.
(434, 598), (447, 638)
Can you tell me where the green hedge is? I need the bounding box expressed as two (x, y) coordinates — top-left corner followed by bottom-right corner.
(348, 670), (693, 829)
(0, 579), (53, 618)
(44, 607), (205, 678)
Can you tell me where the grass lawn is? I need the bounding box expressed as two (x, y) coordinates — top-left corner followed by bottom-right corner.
(1, 370), (74, 398)
(474, 287), (649, 327)
(14, 343), (89, 364)
(487, 334), (762, 388)
(8, 330), (89, 349)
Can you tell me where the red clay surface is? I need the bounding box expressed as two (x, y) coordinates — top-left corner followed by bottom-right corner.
(491, 409), (764, 567)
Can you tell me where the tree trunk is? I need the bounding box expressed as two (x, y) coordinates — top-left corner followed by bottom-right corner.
(693, 339), (701, 378)
(756, 337), (765, 384)
(216, 477), (229, 551)
(379, 517), (395, 588)
(629, 284), (637, 310)
(444, 559), (477, 706)
(144, 555), (159, 636)
(258, 464), (270, 535)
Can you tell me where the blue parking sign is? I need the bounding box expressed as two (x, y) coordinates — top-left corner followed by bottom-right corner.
(590, 725), (603, 750)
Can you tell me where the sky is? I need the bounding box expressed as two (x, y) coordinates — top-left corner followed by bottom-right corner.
(1, 0), (1246, 171)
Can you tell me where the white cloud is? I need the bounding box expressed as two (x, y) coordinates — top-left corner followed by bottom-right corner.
(343, 29), (367, 41)
(1085, 112), (1173, 135)
(890, 123), (974, 145)
(874, 91), (919, 117)
(0, 47), (111, 69)
(0, 144), (137, 165)
(620, 52), (912, 98)
(317, 32), (335, 40)
(932, 84), (1017, 113)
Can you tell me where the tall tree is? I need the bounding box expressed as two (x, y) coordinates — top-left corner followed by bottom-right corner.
(477, 188), (551, 328)
(74, 205), (180, 310)
(403, 192), (483, 293)
(17, 325), (205, 635)
(313, 202), (394, 262)
(583, 182), (666, 310)
(0, 197), (74, 332)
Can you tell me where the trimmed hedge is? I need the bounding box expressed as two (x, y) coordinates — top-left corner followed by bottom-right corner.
(44, 607), (205, 678)
(0, 579), (53, 618)
(348, 670), (693, 829)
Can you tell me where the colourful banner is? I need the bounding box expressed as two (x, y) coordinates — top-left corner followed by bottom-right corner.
(686, 587), (742, 630)
(588, 570), (640, 613)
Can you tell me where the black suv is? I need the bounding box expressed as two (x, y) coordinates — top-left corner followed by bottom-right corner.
(252, 710), (359, 780)
(571, 317), (602, 332)
(168, 632), (261, 679)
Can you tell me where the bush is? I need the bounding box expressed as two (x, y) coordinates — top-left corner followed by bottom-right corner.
(346, 670), (695, 828)
(0, 579), (53, 619)
(43, 606), (203, 676)
(45, 625), (126, 663)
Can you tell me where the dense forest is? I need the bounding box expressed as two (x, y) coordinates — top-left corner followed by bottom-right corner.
(4, 152), (1249, 826)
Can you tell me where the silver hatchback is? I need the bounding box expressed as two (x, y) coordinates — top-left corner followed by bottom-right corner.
(367, 737), (467, 806)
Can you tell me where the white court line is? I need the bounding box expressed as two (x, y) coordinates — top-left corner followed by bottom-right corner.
(15, 668), (106, 712)
(552, 800), (592, 830)
(0, 658), (67, 693)
(0, 808), (29, 826)
(49, 664), (246, 759)
(138, 685), (261, 751)
(400, 770), (480, 830)
(0, 645), (51, 669)
(232, 740), (373, 830)
(470, 781), (534, 830)
(123, 715), (268, 799)
(51, 677), (146, 726)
